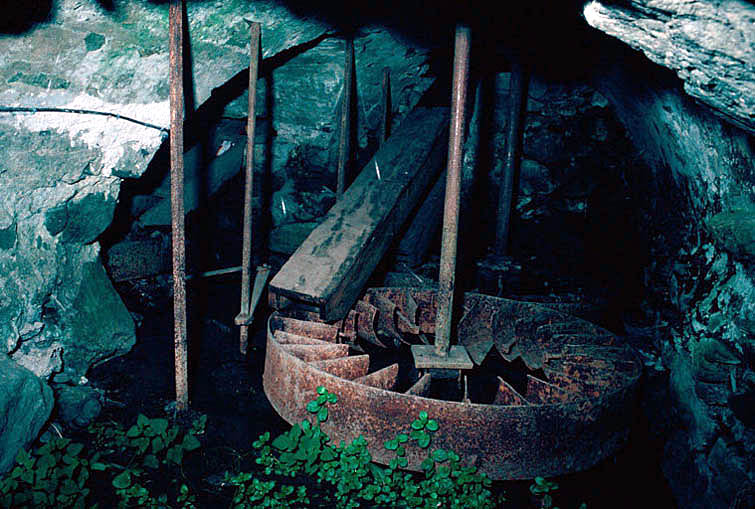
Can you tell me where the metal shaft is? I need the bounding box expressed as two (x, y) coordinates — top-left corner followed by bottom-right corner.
(336, 37), (354, 198)
(435, 24), (471, 357)
(380, 67), (391, 147)
(239, 21), (261, 355)
(495, 62), (529, 257)
(169, 0), (188, 411)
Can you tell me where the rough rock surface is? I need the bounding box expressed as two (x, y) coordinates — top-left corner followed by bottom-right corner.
(0, 355), (53, 473)
(583, 0), (755, 133)
(594, 49), (755, 509)
(116, 25), (433, 259)
(0, 0), (330, 380)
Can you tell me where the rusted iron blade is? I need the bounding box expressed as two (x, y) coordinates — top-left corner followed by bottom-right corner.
(338, 310), (359, 343)
(395, 310), (421, 335)
(280, 343), (349, 362)
(354, 363), (399, 390)
(169, 0), (188, 412)
(271, 315), (340, 342)
(274, 331), (335, 346)
(493, 377), (530, 406)
(372, 288), (421, 334)
(543, 368), (597, 398)
(550, 332), (616, 347)
(537, 321), (601, 337)
(311, 355), (370, 379)
(355, 300), (387, 347)
(239, 21), (262, 355)
(435, 23), (471, 358)
(263, 290), (642, 480)
(405, 373), (432, 396)
(525, 375), (572, 404)
(367, 294), (401, 339)
(464, 340), (494, 366)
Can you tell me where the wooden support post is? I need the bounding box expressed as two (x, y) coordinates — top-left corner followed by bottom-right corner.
(169, 0), (188, 412)
(494, 61), (529, 257)
(269, 105), (449, 321)
(336, 37), (354, 198)
(239, 21), (261, 355)
(380, 67), (391, 148)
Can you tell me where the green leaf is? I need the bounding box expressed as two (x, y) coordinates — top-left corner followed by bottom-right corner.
(112, 470), (131, 490)
(151, 418), (169, 436)
(125, 425), (140, 438)
(418, 411), (428, 422)
(316, 386), (327, 395)
(306, 400), (320, 413)
(143, 454), (159, 469)
(327, 393), (338, 404)
(182, 433), (201, 451)
(425, 419), (439, 432)
(66, 443), (84, 457)
(420, 458), (434, 472)
(432, 449), (448, 462)
(320, 447), (337, 461)
(151, 436), (166, 454)
(166, 446), (183, 465)
(272, 434), (294, 451)
(417, 434), (431, 449)
(384, 439), (399, 451)
(137, 414), (149, 428)
(411, 419), (424, 430)
(397, 433), (409, 443)
(317, 406), (328, 422)
(91, 462), (107, 471)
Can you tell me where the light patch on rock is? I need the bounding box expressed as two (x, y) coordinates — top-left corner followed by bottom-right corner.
(10, 95), (167, 178)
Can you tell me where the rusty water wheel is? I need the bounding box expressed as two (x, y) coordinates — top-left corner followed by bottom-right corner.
(263, 288), (642, 480)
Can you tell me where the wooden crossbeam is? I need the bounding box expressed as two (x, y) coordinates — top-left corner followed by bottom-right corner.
(269, 105), (449, 321)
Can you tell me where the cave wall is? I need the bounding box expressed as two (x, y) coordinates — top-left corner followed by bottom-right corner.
(594, 45), (754, 509)
(0, 0), (432, 467)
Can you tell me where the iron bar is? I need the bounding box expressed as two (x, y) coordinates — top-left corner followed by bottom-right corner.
(380, 67), (391, 147)
(336, 36), (354, 198)
(435, 24), (471, 358)
(169, 0), (188, 412)
(185, 265), (241, 281)
(494, 61), (529, 257)
(239, 21), (262, 355)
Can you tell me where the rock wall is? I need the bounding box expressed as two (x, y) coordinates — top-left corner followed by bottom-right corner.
(0, 356), (53, 473)
(583, 0), (755, 134)
(0, 0), (434, 466)
(0, 0), (333, 382)
(594, 49), (754, 509)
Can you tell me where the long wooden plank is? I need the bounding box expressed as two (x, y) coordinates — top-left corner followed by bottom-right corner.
(269, 106), (449, 320)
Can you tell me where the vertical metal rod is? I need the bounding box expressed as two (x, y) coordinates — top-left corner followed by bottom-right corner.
(336, 36), (354, 198)
(435, 24), (471, 358)
(380, 67), (391, 148)
(494, 62), (529, 257)
(239, 21), (261, 355)
(169, 0), (188, 412)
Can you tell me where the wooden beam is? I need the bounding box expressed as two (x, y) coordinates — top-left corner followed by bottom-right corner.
(269, 105), (449, 321)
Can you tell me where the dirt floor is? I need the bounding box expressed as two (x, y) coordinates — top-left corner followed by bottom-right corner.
(75, 273), (680, 508)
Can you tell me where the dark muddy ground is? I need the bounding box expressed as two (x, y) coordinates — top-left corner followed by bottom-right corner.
(78, 270), (678, 509)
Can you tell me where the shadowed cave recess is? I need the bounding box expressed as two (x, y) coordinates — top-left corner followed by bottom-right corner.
(0, 0), (753, 508)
